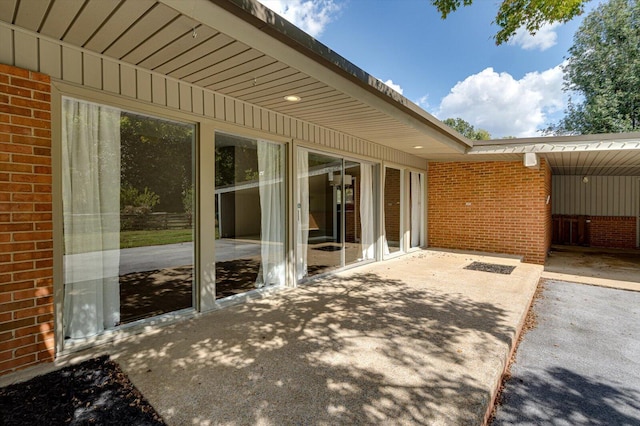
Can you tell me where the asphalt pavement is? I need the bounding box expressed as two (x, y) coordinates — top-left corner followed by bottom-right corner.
(493, 279), (640, 425)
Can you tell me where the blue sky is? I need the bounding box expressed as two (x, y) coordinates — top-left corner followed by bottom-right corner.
(258, 0), (598, 138)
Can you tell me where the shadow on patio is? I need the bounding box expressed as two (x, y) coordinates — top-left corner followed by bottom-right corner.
(111, 253), (537, 425)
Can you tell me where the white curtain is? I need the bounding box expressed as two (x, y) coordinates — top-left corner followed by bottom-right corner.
(256, 141), (285, 288)
(411, 172), (422, 248)
(360, 163), (375, 260)
(382, 168), (390, 256)
(296, 150), (309, 280)
(62, 98), (121, 339)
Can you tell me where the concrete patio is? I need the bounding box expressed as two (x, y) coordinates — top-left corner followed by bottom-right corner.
(2, 249), (542, 425)
(108, 250), (541, 425)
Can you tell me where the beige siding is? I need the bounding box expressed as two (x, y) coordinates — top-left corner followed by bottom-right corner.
(1, 22), (427, 169)
(552, 176), (639, 217)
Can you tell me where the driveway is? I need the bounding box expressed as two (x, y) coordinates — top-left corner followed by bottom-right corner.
(493, 279), (640, 425)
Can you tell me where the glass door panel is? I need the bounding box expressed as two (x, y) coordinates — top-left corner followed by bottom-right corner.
(384, 167), (402, 255)
(410, 172), (424, 248)
(61, 98), (195, 340)
(344, 160), (361, 265)
(305, 152), (343, 277)
(214, 134), (285, 298)
(297, 149), (377, 281)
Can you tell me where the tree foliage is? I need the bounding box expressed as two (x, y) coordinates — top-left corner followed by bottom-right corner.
(551, 0), (640, 134)
(120, 112), (194, 213)
(431, 0), (586, 44)
(442, 117), (492, 140)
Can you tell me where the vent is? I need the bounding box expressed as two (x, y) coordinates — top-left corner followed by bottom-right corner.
(464, 262), (516, 275)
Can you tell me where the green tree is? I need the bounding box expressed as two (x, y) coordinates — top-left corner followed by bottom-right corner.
(443, 117), (492, 140)
(120, 112), (194, 212)
(551, 0), (640, 134)
(431, 0), (587, 44)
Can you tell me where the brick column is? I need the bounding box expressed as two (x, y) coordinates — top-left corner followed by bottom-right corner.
(0, 64), (54, 375)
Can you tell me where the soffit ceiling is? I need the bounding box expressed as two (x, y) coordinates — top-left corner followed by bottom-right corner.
(457, 134), (640, 176)
(0, 0), (470, 158)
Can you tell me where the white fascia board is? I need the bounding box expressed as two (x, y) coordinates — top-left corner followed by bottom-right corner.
(468, 140), (640, 155)
(160, 0), (469, 154)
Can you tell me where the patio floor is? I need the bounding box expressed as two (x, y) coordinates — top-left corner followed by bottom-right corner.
(1, 249), (542, 425)
(103, 249), (541, 425)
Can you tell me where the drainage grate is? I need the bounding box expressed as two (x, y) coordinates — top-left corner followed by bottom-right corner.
(464, 261), (516, 275)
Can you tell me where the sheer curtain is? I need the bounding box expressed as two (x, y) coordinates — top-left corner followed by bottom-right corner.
(256, 141), (285, 288)
(411, 172), (422, 248)
(62, 98), (121, 339)
(360, 163), (375, 260)
(296, 150), (309, 280)
(382, 168), (390, 256)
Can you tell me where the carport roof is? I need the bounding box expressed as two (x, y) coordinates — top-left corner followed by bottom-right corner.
(435, 133), (640, 176)
(0, 0), (471, 158)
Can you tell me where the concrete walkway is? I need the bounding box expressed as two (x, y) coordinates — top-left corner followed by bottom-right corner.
(102, 249), (541, 425)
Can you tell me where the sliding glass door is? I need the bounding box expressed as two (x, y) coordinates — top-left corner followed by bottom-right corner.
(62, 98), (195, 340)
(410, 172), (424, 248)
(384, 167), (403, 255)
(214, 133), (285, 299)
(296, 149), (376, 281)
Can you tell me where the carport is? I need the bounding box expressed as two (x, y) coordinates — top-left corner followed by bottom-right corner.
(470, 133), (640, 252)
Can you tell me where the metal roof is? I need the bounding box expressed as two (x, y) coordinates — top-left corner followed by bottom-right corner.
(467, 133), (640, 176)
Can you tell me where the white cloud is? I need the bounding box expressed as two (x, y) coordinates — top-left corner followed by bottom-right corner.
(258, 0), (341, 37)
(435, 65), (566, 138)
(415, 95), (430, 109)
(383, 79), (403, 95)
(509, 23), (560, 51)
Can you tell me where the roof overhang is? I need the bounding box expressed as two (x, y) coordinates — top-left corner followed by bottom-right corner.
(0, 0), (471, 158)
(464, 133), (640, 176)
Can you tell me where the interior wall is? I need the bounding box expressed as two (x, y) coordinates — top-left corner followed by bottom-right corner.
(552, 175), (639, 249)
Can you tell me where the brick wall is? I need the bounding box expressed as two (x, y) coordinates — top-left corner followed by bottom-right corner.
(0, 64), (54, 375)
(428, 160), (551, 264)
(589, 216), (637, 249)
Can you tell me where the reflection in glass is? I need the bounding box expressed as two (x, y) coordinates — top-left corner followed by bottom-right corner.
(296, 150), (376, 281)
(304, 152), (343, 277)
(62, 98), (195, 339)
(384, 167), (402, 254)
(410, 172), (423, 248)
(214, 134), (285, 299)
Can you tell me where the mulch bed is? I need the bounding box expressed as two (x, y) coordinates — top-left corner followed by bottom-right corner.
(0, 356), (165, 426)
(464, 261), (516, 275)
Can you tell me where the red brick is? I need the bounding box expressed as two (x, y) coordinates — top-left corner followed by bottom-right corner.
(0, 317), (35, 333)
(10, 77), (50, 93)
(0, 336), (35, 352)
(0, 104), (32, 117)
(0, 65), (29, 77)
(0, 354), (37, 374)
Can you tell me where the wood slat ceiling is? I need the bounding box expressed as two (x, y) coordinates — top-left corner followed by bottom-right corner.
(1, 0), (457, 155)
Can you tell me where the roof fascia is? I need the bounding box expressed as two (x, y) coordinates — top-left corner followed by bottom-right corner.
(160, 0), (470, 153)
(469, 138), (640, 155)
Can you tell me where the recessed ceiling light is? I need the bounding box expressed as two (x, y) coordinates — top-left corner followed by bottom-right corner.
(284, 95), (301, 102)
(413, 145), (423, 149)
